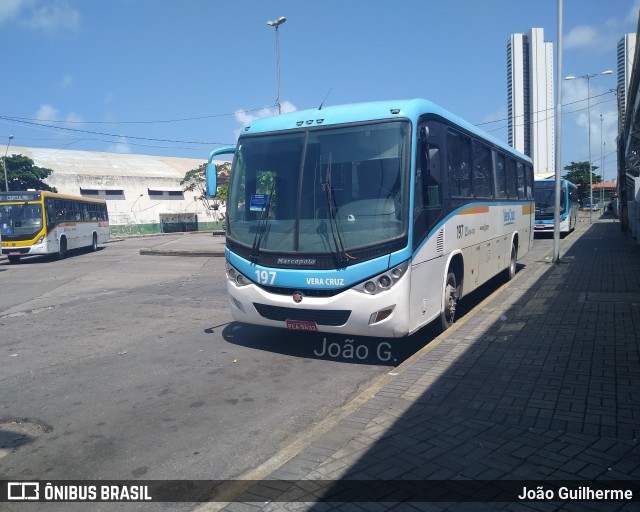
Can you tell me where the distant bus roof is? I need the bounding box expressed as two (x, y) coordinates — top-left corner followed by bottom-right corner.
(240, 98), (530, 163)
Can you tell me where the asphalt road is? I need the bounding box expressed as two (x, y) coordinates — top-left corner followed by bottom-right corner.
(0, 231), (554, 508)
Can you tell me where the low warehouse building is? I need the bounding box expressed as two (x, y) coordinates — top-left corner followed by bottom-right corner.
(6, 146), (227, 236)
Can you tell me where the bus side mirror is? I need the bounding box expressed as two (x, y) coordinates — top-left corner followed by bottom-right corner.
(205, 163), (217, 198)
(205, 146), (237, 199)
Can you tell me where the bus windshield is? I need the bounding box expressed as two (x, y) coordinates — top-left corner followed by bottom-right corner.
(0, 202), (43, 238)
(534, 181), (566, 219)
(227, 120), (410, 258)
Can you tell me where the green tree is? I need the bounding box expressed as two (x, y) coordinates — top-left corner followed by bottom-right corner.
(181, 161), (231, 209)
(562, 161), (601, 202)
(1, 154), (57, 192)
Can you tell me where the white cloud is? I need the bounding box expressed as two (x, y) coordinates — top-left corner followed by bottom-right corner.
(0, 0), (33, 26)
(562, 80), (618, 171)
(34, 104), (60, 125)
(34, 104), (84, 126)
(58, 73), (74, 89)
(233, 101), (297, 139)
(564, 3), (639, 53)
(65, 111), (84, 124)
(109, 136), (131, 154)
(23, 1), (81, 35)
(564, 25), (599, 50)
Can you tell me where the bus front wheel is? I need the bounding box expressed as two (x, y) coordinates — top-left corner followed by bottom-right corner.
(440, 271), (459, 331)
(8, 255), (20, 264)
(91, 233), (98, 252)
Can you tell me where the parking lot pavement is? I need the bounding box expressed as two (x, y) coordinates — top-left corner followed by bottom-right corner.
(205, 214), (640, 511)
(137, 231), (226, 256)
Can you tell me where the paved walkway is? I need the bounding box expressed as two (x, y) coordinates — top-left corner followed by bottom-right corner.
(186, 215), (638, 512)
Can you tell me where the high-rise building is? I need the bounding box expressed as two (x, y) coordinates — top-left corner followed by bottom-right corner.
(618, 33), (637, 123)
(507, 28), (555, 177)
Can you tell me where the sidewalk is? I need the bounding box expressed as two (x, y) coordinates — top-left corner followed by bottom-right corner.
(205, 215), (640, 511)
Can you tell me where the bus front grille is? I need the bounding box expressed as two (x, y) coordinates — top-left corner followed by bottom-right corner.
(253, 303), (351, 326)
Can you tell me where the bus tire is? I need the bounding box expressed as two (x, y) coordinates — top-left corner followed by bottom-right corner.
(505, 242), (517, 281)
(57, 237), (67, 260)
(91, 233), (98, 252)
(440, 271), (459, 331)
(8, 255), (20, 264)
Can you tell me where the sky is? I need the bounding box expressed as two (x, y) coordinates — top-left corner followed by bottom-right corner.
(0, 0), (638, 182)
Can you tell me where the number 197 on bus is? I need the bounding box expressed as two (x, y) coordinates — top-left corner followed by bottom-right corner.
(255, 270), (276, 284)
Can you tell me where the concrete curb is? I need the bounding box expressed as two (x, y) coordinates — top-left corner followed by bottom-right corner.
(139, 248), (225, 257)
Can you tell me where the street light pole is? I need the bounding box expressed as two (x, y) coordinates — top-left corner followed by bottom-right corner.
(564, 70), (612, 224)
(600, 114), (604, 208)
(3, 135), (14, 192)
(552, 0), (563, 263)
(266, 16), (286, 114)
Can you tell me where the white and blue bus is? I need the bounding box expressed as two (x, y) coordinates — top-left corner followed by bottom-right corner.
(206, 99), (534, 337)
(534, 178), (578, 235)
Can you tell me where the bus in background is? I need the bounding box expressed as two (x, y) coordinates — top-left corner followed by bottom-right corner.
(0, 190), (109, 264)
(534, 178), (578, 236)
(205, 99), (534, 337)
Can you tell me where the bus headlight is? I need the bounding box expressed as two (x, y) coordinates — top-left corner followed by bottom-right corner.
(226, 262), (250, 287)
(355, 261), (408, 295)
(34, 236), (45, 245)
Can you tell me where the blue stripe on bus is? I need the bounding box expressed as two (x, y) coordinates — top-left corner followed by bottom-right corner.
(227, 250), (392, 289)
(225, 200), (532, 290)
(409, 201), (534, 260)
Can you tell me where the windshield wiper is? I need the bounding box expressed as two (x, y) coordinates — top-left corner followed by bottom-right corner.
(322, 153), (355, 267)
(250, 179), (276, 262)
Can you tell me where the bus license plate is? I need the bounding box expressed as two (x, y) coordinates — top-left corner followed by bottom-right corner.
(286, 320), (318, 331)
(9, 251), (20, 255)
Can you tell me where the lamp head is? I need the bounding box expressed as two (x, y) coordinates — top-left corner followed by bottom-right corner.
(266, 16), (286, 27)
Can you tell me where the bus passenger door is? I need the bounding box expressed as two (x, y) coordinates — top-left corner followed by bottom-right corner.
(413, 123), (443, 253)
(410, 123), (445, 332)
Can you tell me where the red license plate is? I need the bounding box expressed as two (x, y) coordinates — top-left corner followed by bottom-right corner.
(286, 320), (318, 331)
(9, 251), (20, 255)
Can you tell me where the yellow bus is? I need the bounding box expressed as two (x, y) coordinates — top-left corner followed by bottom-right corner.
(0, 190), (109, 264)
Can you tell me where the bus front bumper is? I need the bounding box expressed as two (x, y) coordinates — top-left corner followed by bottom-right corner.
(226, 278), (411, 338)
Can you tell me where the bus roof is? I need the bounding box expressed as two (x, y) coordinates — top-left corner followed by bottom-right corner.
(240, 98), (530, 163)
(0, 190), (107, 204)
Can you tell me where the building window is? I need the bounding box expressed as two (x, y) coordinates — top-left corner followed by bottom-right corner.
(80, 188), (125, 200)
(148, 189), (185, 200)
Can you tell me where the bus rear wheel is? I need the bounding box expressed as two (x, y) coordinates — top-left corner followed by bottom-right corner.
(505, 242), (517, 281)
(57, 237), (67, 260)
(91, 233), (98, 252)
(440, 271), (459, 331)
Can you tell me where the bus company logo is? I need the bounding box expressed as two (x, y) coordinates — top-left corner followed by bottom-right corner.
(7, 482), (39, 500)
(292, 291), (304, 303)
(277, 258), (316, 266)
(503, 209), (516, 226)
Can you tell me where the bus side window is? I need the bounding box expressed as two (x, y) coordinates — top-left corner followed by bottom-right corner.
(516, 161), (526, 199)
(494, 152), (507, 198)
(506, 158), (518, 199)
(526, 165), (533, 199)
(447, 130), (472, 198)
(426, 146), (441, 208)
(472, 141), (492, 199)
